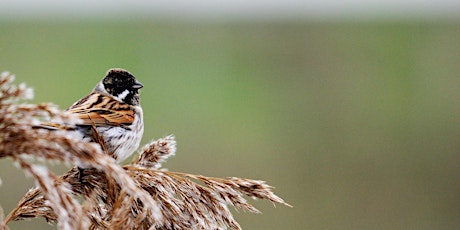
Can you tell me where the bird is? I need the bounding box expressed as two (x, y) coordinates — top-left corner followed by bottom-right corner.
(38, 68), (144, 163)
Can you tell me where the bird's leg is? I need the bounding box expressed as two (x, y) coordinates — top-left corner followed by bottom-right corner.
(78, 166), (86, 183)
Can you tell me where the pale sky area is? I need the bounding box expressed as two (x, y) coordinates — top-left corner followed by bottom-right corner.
(1, 0), (460, 20)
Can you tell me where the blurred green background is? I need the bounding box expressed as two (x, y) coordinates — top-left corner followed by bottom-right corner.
(1, 20), (460, 229)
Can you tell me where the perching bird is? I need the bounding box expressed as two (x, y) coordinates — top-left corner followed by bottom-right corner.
(38, 68), (144, 163)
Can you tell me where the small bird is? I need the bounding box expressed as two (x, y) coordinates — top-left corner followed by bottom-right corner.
(39, 68), (144, 163)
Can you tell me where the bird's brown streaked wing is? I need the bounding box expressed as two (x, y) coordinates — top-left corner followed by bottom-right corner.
(67, 92), (135, 126)
(33, 122), (76, 131)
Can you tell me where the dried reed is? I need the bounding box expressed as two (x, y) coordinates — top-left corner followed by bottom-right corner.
(0, 71), (291, 230)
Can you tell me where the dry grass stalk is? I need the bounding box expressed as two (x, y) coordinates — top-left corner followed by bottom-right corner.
(14, 158), (85, 229)
(0, 71), (291, 229)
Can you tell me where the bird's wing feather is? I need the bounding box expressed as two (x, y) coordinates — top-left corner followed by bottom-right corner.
(67, 92), (135, 126)
(34, 122), (76, 131)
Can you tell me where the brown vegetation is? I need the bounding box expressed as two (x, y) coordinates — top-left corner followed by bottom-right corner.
(0, 72), (290, 230)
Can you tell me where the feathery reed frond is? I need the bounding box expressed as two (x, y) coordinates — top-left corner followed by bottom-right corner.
(0, 71), (291, 229)
(15, 158), (85, 229)
(132, 135), (176, 169)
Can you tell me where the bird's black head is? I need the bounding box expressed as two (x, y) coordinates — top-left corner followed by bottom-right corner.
(102, 68), (143, 106)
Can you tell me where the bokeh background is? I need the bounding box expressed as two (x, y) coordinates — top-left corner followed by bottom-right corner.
(1, 1), (460, 229)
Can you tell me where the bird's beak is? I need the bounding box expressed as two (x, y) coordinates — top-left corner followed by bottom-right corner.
(132, 80), (143, 89)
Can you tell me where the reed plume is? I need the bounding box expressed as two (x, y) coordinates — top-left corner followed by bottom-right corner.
(0, 71), (290, 230)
